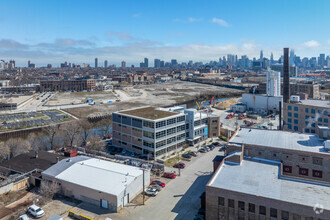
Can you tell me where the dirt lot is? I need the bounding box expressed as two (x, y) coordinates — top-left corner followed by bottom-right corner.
(63, 81), (242, 118)
(47, 91), (117, 106)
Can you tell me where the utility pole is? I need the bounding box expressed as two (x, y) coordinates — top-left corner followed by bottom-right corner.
(142, 169), (145, 205)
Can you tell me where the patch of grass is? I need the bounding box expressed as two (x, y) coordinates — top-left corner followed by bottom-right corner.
(219, 135), (228, 142)
(164, 156), (182, 167)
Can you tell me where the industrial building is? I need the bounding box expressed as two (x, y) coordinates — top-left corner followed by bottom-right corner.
(42, 156), (150, 212)
(112, 106), (220, 158)
(40, 78), (96, 92)
(206, 128), (330, 220)
(283, 98), (329, 139)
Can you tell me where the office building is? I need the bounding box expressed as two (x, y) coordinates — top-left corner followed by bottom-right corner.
(112, 106), (220, 158)
(154, 59), (161, 68)
(121, 61), (126, 68)
(95, 58), (98, 68)
(283, 99), (329, 139)
(40, 78), (96, 92)
(42, 156), (150, 212)
(266, 70), (281, 96)
(206, 128), (330, 220)
(259, 50), (263, 60)
(104, 60), (108, 68)
(319, 54), (325, 67)
(144, 58), (148, 68)
(171, 59), (178, 67)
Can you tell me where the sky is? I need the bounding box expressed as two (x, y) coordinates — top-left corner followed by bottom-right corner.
(0, 0), (329, 67)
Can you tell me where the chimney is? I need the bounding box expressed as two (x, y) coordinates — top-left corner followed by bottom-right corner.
(35, 151), (39, 158)
(283, 48), (290, 103)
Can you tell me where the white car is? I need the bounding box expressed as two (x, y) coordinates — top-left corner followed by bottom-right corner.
(145, 188), (158, 196)
(27, 205), (45, 218)
(19, 214), (29, 220)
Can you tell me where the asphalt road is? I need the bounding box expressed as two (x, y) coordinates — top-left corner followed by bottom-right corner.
(109, 146), (224, 220)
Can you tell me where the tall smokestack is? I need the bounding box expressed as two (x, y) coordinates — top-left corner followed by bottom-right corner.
(283, 48), (290, 103)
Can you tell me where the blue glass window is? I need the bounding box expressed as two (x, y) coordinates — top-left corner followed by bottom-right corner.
(288, 118), (292, 123)
(288, 106), (292, 110)
(305, 108), (308, 113)
(288, 124), (292, 129)
(294, 113), (298, 118)
(288, 112), (292, 117)
(311, 109), (315, 114)
(294, 119), (298, 124)
(294, 106), (298, 111)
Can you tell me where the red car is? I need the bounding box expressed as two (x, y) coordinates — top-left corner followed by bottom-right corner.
(151, 180), (165, 187)
(163, 172), (176, 179)
(173, 162), (185, 169)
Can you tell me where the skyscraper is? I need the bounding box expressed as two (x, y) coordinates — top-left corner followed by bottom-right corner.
(289, 49), (295, 66)
(260, 50), (263, 60)
(144, 58), (148, 68)
(121, 61), (126, 68)
(95, 58), (98, 68)
(171, 59), (178, 66)
(154, 59), (161, 68)
(318, 54), (325, 67)
(270, 52), (274, 63)
(104, 60), (108, 68)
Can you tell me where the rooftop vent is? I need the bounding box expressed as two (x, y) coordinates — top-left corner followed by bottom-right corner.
(290, 95), (300, 103)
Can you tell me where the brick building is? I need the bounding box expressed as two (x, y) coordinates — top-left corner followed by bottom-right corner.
(206, 128), (330, 220)
(40, 79), (96, 91)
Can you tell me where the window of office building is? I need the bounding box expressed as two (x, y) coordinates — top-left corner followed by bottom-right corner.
(202, 118), (208, 124)
(167, 118), (177, 126)
(288, 105), (292, 110)
(270, 208), (277, 218)
(143, 121), (154, 128)
(259, 206), (266, 215)
(228, 199), (234, 208)
(294, 106), (298, 111)
(288, 124), (292, 129)
(167, 127), (176, 135)
(156, 140), (166, 148)
(311, 129), (315, 133)
(177, 124), (186, 132)
(248, 203), (255, 213)
(294, 126), (298, 131)
(132, 127), (142, 133)
(156, 130), (166, 139)
(318, 118), (322, 122)
(294, 113), (298, 118)
(238, 201), (245, 211)
(299, 168), (308, 176)
(143, 131), (154, 139)
(212, 119), (218, 123)
(156, 120), (166, 128)
(305, 128), (310, 133)
(186, 123), (189, 129)
(294, 119), (298, 124)
(177, 116), (185, 122)
(288, 118), (292, 123)
(311, 109), (315, 114)
(305, 115), (309, 119)
(312, 170), (323, 178)
(143, 140), (154, 148)
(167, 136), (176, 145)
(218, 197), (224, 206)
(194, 120), (201, 127)
(177, 133), (186, 141)
(281, 211), (289, 220)
(288, 112), (292, 117)
(324, 118), (328, 123)
(305, 108), (308, 113)
(324, 110), (328, 116)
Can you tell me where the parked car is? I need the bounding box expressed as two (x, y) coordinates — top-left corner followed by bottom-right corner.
(199, 148), (206, 153)
(209, 145), (215, 150)
(19, 215), (29, 220)
(163, 172), (176, 179)
(173, 162), (185, 169)
(213, 142), (221, 146)
(151, 180), (165, 187)
(203, 147), (210, 152)
(145, 188), (158, 196)
(182, 154), (192, 159)
(149, 184), (162, 191)
(219, 146), (226, 152)
(27, 205), (45, 218)
(188, 151), (197, 157)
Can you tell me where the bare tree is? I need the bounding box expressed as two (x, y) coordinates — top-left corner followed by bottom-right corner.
(0, 141), (10, 161)
(27, 133), (47, 152)
(78, 119), (93, 145)
(86, 134), (105, 154)
(43, 124), (61, 150)
(61, 121), (81, 147)
(40, 180), (59, 201)
(97, 118), (112, 138)
(5, 138), (31, 158)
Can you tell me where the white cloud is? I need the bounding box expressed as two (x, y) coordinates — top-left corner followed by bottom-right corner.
(211, 18), (229, 27)
(303, 40), (320, 48)
(173, 17), (202, 23)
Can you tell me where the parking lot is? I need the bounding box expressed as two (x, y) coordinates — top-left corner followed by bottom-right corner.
(0, 110), (71, 131)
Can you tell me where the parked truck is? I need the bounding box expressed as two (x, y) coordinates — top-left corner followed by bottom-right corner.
(226, 112), (235, 119)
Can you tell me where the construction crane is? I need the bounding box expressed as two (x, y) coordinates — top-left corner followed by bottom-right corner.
(196, 101), (201, 110)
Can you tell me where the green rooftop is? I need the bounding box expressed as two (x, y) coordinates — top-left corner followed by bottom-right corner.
(119, 107), (177, 120)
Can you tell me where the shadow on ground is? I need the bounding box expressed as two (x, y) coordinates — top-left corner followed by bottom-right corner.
(171, 172), (213, 220)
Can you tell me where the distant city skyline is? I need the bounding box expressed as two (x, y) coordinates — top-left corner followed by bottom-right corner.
(0, 0), (329, 66)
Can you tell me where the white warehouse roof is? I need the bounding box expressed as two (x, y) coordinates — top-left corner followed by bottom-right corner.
(42, 156), (144, 196)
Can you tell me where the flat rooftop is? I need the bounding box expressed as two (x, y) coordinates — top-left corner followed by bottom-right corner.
(208, 159), (330, 210)
(42, 156), (144, 196)
(230, 128), (327, 154)
(119, 107), (178, 120)
(299, 99), (330, 108)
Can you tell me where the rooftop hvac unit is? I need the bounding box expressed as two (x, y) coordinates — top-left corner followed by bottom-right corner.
(325, 140), (330, 151)
(290, 95), (300, 103)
